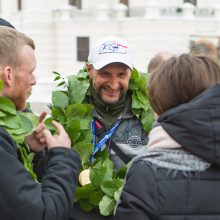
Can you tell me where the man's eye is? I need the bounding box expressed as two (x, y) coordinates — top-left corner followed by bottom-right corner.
(100, 72), (109, 77)
(119, 73), (127, 78)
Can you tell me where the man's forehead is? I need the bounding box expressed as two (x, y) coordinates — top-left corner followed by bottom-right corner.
(98, 62), (131, 71)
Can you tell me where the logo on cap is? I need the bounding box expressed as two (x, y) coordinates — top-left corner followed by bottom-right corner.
(99, 41), (128, 55)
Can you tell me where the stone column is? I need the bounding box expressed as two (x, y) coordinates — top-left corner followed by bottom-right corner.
(114, 3), (128, 19)
(144, 1), (160, 19)
(182, 2), (195, 19)
(96, 4), (109, 21)
(1, 0), (17, 16)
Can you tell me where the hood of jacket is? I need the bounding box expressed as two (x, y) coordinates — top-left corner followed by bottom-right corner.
(158, 84), (220, 167)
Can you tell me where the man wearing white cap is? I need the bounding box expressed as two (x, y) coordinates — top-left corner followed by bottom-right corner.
(87, 36), (148, 167)
(72, 36), (148, 220)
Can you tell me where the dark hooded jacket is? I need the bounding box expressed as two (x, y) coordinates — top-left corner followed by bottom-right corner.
(0, 126), (81, 220)
(115, 84), (220, 220)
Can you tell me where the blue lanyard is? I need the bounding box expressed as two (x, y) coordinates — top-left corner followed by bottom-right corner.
(90, 119), (120, 162)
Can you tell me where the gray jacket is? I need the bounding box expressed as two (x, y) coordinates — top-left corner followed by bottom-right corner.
(92, 95), (149, 169)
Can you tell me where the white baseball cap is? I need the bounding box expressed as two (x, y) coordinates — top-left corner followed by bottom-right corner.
(88, 36), (133, 70)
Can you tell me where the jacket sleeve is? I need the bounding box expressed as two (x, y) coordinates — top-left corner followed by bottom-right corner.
(0, 127), (81, 220)
(33, 149), (48, 181)
(114, 159), (157, 220)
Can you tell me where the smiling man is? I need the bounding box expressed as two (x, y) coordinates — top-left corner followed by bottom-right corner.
(87, 63), (131, 105)
(86, 36), (148, 166)
(71, 36), (149, 220)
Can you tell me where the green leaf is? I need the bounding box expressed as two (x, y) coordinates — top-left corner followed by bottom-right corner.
(51, 107), (66, 124)
(89, 191), (105, 206)
(0, 111), (6, 117)
(22, 112), (39, 128)
(0, 96), (16, 115)
(53, 71), (60, 76)
(114, 186), (123, 201)
(74, 141), (93, 166)
(0, 118), (6, 126)
(90, 166), (113, 189)
(66, 103), (92, 121)
(52, 91), (69, 108)
(131, 92), (141, 109)
(7, 127), (25, 135)
(0, 80), (3, 92)
(94, 149), (110, 163)
(101, 179), (124, 197)
(67, 119), (81, 132)
(132, 91), (148, 111)
(99, 195), (116, 216)
(44, 117), (56, 132)
(114, 166), (127, 179)
(135, 90), (149, 110)
(2, 114), (22, 129)
(80, 119), (90, 130)
(77, 69), (89, 80)
(18, 113), (34, 134)
(79, 199), (94, 212)
(130, 68), (139, 80)
(11, 133), (26, 144)
(66, 125), (81, 143)
(76, 183), (95, 200)
(57, 81), (66, 87)
(18, 146), (37, 180)
(54, 75), (60, 81)
(68, 75), (90, 103)
(141, 109), (154, 133)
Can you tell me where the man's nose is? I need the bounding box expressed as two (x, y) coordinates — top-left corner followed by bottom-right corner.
(109, 78), (120, 89)
(31, 73), (36, 86)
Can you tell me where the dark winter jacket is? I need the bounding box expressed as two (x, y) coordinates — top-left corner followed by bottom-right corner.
(71, 93), (149, 220)
(115, 84), (220, 220)
(0, 126), (81, 220)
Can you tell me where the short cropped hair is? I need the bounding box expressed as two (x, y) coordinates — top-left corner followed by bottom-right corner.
(148, 53), (220, 115)
(0, 26), (35, 68)
(147, 52), (174, 73)
(190, 39), (217, 59)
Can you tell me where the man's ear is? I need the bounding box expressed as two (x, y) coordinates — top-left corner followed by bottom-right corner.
(2, 66), (14, 87)
(86, 63), (92, 78)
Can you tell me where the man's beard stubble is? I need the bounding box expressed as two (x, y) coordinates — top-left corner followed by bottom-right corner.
(93, 85), (126, 105)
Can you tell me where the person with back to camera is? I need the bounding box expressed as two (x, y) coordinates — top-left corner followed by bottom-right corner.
(0, 26), (81, 220)
(115, 53), (220, 219)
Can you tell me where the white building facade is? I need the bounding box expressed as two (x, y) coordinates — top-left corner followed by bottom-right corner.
(0, 0), (220, 113)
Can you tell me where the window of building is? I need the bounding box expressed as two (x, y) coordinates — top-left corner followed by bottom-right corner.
(77, 37), (89, 62)
(120, 0), (129, 7)
(69, 0), (81, 9)
(18, 0), (22, 10)
(184, 0), (197, 6)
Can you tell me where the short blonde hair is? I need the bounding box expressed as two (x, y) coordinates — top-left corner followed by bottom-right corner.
(0, 26), (35, 68)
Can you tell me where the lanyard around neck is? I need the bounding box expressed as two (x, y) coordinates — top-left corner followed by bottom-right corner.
(90, 119), (120, 162)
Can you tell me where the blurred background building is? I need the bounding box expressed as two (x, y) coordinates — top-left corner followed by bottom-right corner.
(1, 0), (220, 113)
